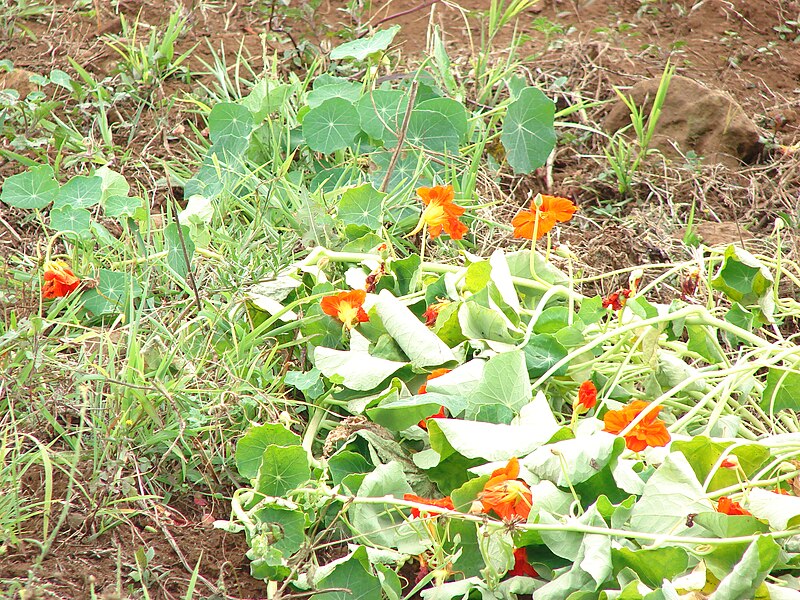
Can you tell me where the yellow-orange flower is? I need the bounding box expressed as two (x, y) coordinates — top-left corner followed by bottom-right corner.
(478, 457), (532, 522)
(603, 400), (671, 452)
(411, 185), (468, 240)
(42, 260), (81, 299)
(320, 289), (369, 329)
(511, 194), (577, 240)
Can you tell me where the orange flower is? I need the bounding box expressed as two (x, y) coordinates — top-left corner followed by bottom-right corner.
(773, 487), (791, 495)
(603, 400), (671, 452)
(411, 185), (468, 240)
(720, 457), (739, 469)
(320, 289), (369, 329)
(716, 496), (751, 516)
(575, 380), (597, 412)
(42, 260), (81, 299)
(511, 194), (577, 240)
(403, 494), (454, 518)
(479, 457), (532, 521)
(602, 288), (632, 310)
(418, 368), (451, 395)
(508, 547), (539, 578)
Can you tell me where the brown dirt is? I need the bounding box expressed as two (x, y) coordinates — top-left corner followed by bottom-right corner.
(2, 0), (800, 596)
(1, 463), (265, 599)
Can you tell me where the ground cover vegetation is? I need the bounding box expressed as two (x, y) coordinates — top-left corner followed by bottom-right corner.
(1, 0), (800, 598)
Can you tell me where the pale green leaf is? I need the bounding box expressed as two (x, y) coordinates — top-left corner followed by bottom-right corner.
(523, 432), (616, 486)
(710, 535), (779, 600)
(208, 102), (254, 142)
(307, 76), (361, 109)
(95, 165), (130, 201)
(357, 89), (408, 143)
(314, 347), (406, 391)
(164, 223), (195, 281)
(374, 289), (455, 368)
(313, 547), (382, 600)
(466, 350), (531, 418)
(330, 25), (401, 61)
(433, 415), (557, 462)
(629, 452), (711, 537)
(49, 206), (92, 238)
(349, 461), (413, 548)
(747, 488), (800, 529)
(243, 79), (292, 121)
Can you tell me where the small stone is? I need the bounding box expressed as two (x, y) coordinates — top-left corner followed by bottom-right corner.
(604, 76), (763, 167)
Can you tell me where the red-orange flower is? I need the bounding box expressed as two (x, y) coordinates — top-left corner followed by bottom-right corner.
(720, 457), (739, 469)
(717, 496), (751, 516)
(478, 457), (532, 521)
(602, 288), (632, 310)
(575, 380), (597, 412)
(423, 300), (450, 328)
(412, 185), (468, 240)
(418, 406), (447, 430)
(508, 547), (539, 578)
(42, 260), (81, 299)
(511, 194), (577, 240)
(773, 487), (791, 495)
(418, 368), (451, 395)
(403, 494), (454, 518)
(603, 400), (671, 452)
(320, 289), (369, 329)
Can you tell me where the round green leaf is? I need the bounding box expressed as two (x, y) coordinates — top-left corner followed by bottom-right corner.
(49, 206), (92, 238)
(337, 183), (385, 229)
(307, 76), (362, 109)
(500, 87), (556, 174)
(303, 97), (362, 154)
(208, 102), (254, 142)
(164, 223), (195, 281)
(255, 444), (310, 498)
(104, 195), (144, 219)
(81, 269), (142, 315)
(53, 175), (103, 209)
(236, 423), (301, 479)
(406, 98), (468, 153)
(1, 164), (58, 209)
(243, 79), (292, 121)
(357, 90), (408, 142)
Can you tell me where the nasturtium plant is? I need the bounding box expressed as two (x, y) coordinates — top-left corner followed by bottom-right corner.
(6, 22), (800, 600)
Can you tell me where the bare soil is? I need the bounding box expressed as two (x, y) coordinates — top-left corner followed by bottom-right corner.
(1, 0), (799, 597)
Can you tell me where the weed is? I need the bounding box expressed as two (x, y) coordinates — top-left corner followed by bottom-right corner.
(604, 60), (675, 196)
(0, 0), (53, 40)
(105, 8), (195, 102)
